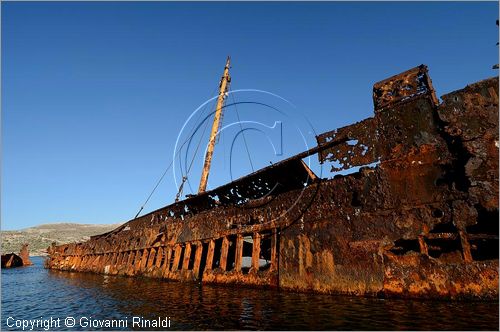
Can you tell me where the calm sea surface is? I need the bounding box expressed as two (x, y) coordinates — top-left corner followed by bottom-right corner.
(1, 257), (498, 330)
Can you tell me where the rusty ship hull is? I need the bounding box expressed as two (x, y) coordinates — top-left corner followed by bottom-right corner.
(46, 66), (499, 300)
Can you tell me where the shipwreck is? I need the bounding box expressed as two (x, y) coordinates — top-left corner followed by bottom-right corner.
(2, 244), (33, 268)
(46, 59), (499, 300)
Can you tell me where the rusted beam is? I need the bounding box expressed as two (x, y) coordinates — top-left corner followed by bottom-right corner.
(205, 240), (215, 271)
(234, 235), (243, 272)
(252, 233), (261, 272)
(220, 237), (229, 271)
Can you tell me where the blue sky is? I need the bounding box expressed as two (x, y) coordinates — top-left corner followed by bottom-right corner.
(2, 2), (498, 230)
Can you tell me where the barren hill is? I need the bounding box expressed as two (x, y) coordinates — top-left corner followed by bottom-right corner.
(1, 223), (121, 256)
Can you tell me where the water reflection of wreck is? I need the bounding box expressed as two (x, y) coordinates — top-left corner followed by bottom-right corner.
(46, 61), (499, 300)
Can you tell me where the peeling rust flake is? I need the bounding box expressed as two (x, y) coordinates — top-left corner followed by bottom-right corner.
(46, 65), (499, 300)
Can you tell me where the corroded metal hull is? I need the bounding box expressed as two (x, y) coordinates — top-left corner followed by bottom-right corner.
(2, 244), (33, 268)
(46, 66), (499, 300)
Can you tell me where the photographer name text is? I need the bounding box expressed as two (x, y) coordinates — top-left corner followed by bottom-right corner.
(6, 316), (171, 330)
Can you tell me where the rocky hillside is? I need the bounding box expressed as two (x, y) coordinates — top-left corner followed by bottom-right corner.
(1, 223), (121, 256)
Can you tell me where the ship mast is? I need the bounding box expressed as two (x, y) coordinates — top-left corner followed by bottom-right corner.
(198, 56), (231, 193)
